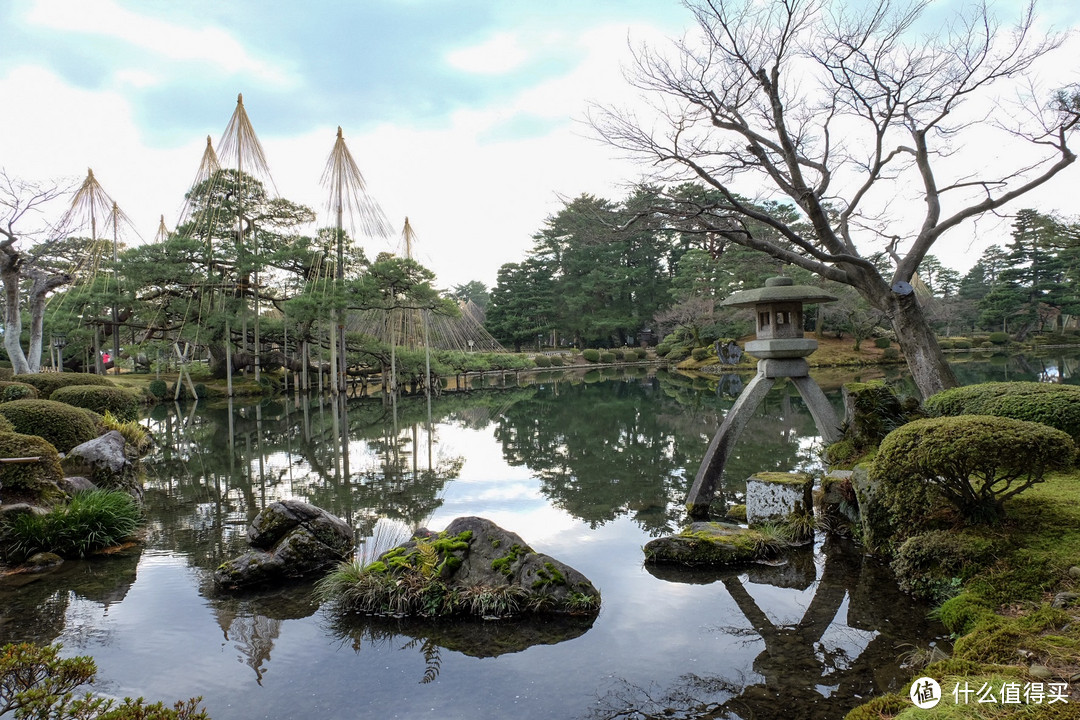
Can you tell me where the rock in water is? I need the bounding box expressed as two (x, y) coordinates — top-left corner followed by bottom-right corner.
(214, 500), (354, 590)
(322, 516), (601, 618)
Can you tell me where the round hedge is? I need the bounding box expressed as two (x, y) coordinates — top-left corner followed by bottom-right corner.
(582, 349), (601, 363)
(0, 381), (39, 401)
(533, 355), (552, 368)
(0, 431), (64, 504)
(0, 399), (100, 454)
(15, 372), (114, 399)
(49, 385), (140, 422)
(872, 415), (1075, 523)
(925, 381), (1080, 442)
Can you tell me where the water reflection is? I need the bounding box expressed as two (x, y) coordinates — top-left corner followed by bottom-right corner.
(604, 538), (938, 719)
(12, 360), (1045, 718)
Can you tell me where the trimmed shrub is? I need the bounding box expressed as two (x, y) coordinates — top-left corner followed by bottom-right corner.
(549, 355), (564, 367)
(15, 372), (114, 399)
(0, 399), (99, 454)
(0, 431), (64, 505)
(979, 341), (994, 349)
(533, 355), (552, 368)
(654, 343), (672, 357)
(0, 414), (12, 433)
(873, 337), (891, 349)
(953, 339), (972, 349)
(148, 378), (168, 399)
(881, 347), (899, 360)
(872, 415), (1075, 523)
(582, 349), (601, 363)
(925, 381), (1080, 443)
(1, 489), (141, 560)
(691, 347), (710, 362)
(50, 385), (140, 422)
(988, 331), (1010, 345)
(938, 339), (954, 350)
(0, 381), (39, 401)
(599, 351), (617, 363)
(891, 530), (996, 602)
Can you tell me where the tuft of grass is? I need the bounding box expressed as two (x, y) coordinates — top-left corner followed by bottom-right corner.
(102, 411), (153, 454)
(2, 490), (141, 560)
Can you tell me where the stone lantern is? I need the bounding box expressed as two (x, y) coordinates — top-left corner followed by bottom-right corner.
(685, 276), (843, 517)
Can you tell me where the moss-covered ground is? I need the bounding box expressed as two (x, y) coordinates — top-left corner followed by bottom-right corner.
(844, 471), (1080, 718)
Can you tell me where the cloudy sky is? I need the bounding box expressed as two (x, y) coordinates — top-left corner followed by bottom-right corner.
(2, 0), (1078, 290)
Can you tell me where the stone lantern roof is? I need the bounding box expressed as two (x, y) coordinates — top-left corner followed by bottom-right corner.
(720, 276), (839, 308)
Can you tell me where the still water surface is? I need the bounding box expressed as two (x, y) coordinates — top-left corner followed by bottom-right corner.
(5, 355), (1074, 719)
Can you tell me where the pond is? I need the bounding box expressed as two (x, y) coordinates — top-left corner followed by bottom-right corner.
(5, 352), (1076, 720)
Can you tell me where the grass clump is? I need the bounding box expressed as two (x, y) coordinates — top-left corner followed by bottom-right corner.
(1, 489), (141, 560)
(102, 411), (153, 454)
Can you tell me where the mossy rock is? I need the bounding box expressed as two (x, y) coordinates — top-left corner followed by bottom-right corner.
(0, 431), (65, 506)
(14, 372), (114, 399)
(643, 522), (781, 566)
(841, 381), (912, 446)
(0, 381), (40, 401)
(0, 399), (100, 454)
(50, 385), (141, 422)
(891, 530), (998, 602)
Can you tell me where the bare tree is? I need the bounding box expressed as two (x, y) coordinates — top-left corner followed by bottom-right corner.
(0, 171), (72, 374)
(593, 0), (1080, 397)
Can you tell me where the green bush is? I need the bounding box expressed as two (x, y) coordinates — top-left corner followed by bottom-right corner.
(148, 378), (168, 399)
(881, 347), (900, 360)
(873, 337), (891, 349)
(979, 340), (994, 349)
(891, 530), (996, 602)
(549, 355), (564, 367)
(953, 339), (972, 349)
(872, 415), (1075, 523)
(655, 343), (672, 357)
(0, 415), (12, 433)
(0, 381), (39, 401)
(2, 489), (141, 560)
(988, 331), (1010, 345)
(691, 347), (710, 362)
(15, 372), (114, 399)
(50, 385), (140, 422)
(599, 351), (617, 363)
(0, 431), (64, 504)
(582, 349), (601, 363)
(925, 381), (1080, 443)
(0, 399), (99, 454)
(533, 355), (552, 368)
(938, 339), (954, 350)
(0, 642), (209, 719)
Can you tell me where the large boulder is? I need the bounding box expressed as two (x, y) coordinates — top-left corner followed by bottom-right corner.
(62, 431), (142, 502)
(320, 516), (601, 617)
(214, 500), (354, 590)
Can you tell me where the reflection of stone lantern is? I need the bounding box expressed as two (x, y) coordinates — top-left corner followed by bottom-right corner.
(686, 277), (843, 517)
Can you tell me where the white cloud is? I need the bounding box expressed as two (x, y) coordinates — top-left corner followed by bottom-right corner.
(114, 69), (160, 89)
(0, 65), (203, 245)
(445, 31), (530, 75)
(23, 0), (294, 87)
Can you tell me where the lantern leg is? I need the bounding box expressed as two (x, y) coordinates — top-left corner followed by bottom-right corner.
(791, 376), (843, 444)
(686, 371), (775, 518)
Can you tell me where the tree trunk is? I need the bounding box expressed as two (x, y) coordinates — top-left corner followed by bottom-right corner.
(1, 266), (30, 374)
(884, 290), (958, 398)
